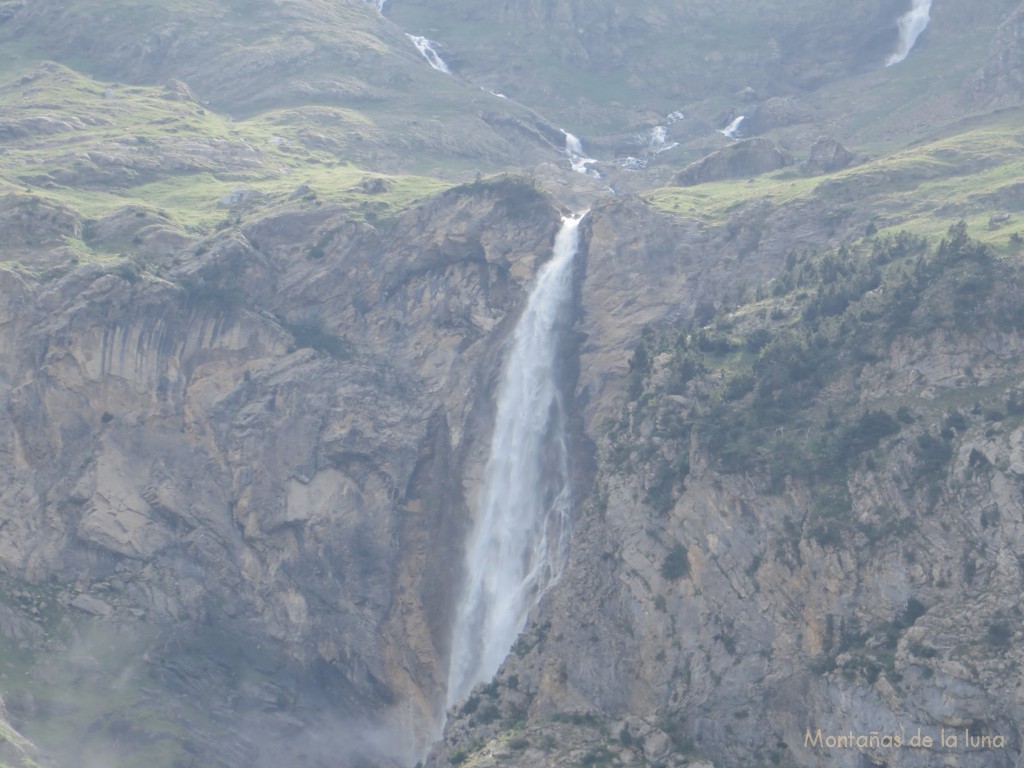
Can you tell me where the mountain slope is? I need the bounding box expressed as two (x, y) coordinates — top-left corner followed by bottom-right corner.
(386, 0), (1020, 146)
(429, 220), (1024, 768)
(1, 1), (1024, 767)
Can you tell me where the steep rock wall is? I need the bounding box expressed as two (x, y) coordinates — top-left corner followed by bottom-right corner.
(0, 179), (561, 767)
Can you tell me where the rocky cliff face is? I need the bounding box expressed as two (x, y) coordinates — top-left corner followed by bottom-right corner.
(4, 1), (1024, 767)
(0, 177), (567, 767)
(428, 221), (1024, 768)
(673, 139), (794, 187)
(0, 163), (924, 768)
(971, 2), (1024, 108)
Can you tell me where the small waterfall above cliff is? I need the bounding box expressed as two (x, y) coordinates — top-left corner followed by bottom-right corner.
(886, 0), (932, 66)
(563, 130), (584, 156)
(561, 130), (600, 177)
(406, 34), (452, 73)
(617, 124), (679, 169)
(446, 213), (585, 707)
(719, 115), (745, 139)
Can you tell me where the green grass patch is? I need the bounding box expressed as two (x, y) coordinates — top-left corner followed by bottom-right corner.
(0, 62), (451, 233)
(646, 111), (1024, 250)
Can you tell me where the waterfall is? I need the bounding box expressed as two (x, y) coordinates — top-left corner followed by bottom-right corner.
(617, 126), (678, 170)
(719, 115), (745, 139)
(886, 0), (932, 66)
(563, 131), (584, 156)
(561, 130), (600, 177)
(446, 213), (585, 707)
(648, 126), (677, 155)
(406, 34), (452, 74)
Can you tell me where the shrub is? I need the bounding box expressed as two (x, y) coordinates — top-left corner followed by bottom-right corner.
(281, 317), (353, 359)
(908, 642), (938, 659)
(476, 703), (500, 725)
(661, 544), (690, 580)
(898, 598), (927, 628)
(579, 747), (615, 767)
(915, 432), (953, 478)
(987, 622), (1012, 647)
(724, 374), (755, 401)
(745, 328), (772, 353)
(645, 459), (678, 514)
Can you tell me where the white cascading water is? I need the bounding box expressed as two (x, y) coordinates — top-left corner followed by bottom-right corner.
(563, 131), (584, 157)
(446, 213), (586, 707)
(619, 125), (678, 169)
(719, 115), (745, 139)
(561, 130), (600, 177)
(406, 34), (452, 74)
(886, 0), (932, 66)
(648, 125), (678, 154)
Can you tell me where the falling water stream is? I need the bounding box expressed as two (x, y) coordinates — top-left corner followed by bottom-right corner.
(719, 115), (745, 139)
(406, 34), (452, 74)
(561, 130), (600, 177)
(886, 0), (933, 66)
(446, 213), (586, 707)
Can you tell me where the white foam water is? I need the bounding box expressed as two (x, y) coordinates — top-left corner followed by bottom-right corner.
(446, 213), (585, 707)
(563, 130), (584, 156)
(719, 115), (745, 139)
(561, 130), (600, 177)
(886, 0), (932, 66)
(617, 125), (678, 170)
(406, 34), (451, 74)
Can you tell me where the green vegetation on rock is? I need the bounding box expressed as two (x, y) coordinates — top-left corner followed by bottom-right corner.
(612, 220), (1024, 543)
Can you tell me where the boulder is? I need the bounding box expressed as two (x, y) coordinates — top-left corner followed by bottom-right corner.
(970, 5), (1024, 108)
(70, 594), (113, 617)
(352, 176), (393, 194)
(743, 96), (817, 134)
(673, 138), (793, 186)
(162, 78), (199, 103)
(802, 136), (854, 175)
(217, 187), (266, 208)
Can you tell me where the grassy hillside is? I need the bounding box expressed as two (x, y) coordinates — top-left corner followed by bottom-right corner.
(0, 63), (447, 221)
(615, 219), (1024, 487)
(386, 0), (1019, 146)
(646, 109), (1024, 251)
(3, 2), (1024, 767)
(0, 0), (578, 242)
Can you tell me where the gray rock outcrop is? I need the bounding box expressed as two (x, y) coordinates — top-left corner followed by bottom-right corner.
(673, 138), (794, 186)
(743, 96), (818, 134)
(971, 2), (1024, 107)
(0, 177), (562, 767)
(803, 136), (854, 175)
